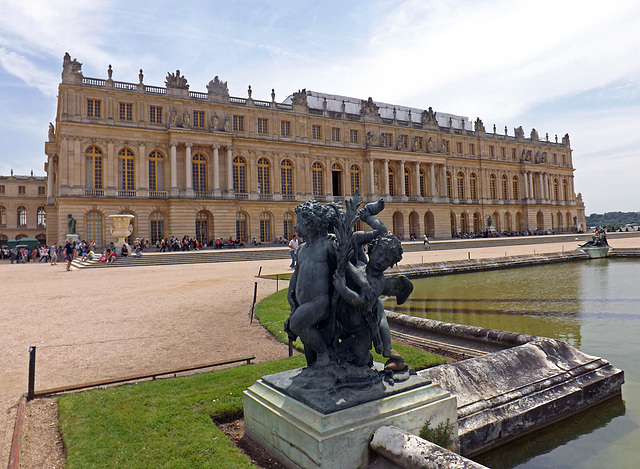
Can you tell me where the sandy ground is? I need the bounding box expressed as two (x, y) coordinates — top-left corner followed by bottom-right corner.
(3, 235), (640, 467)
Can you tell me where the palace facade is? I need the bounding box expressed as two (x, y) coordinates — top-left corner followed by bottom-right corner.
(0, 172), (47, 245)
(44, 53), (585, 247)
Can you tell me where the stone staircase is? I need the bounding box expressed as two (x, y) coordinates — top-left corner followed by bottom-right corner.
(71, 247), (291, 269)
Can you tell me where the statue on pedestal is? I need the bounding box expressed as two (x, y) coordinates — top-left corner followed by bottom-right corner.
(283, 191), (414, 408)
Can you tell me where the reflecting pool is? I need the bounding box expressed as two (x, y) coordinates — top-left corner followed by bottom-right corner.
(386, 258), (640, 469)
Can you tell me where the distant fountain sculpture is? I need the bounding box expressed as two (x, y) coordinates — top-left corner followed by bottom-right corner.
(109, 214), (134, 251)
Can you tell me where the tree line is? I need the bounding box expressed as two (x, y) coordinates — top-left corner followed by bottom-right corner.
(586, 211), (640, 231)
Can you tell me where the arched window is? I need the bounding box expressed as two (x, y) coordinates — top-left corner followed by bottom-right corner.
(456, 171), (464, 199)
(489, 174), (497, 200)
(86, 211), (103, 246)
(233, 156), (246, 193)
(312, 162), (324, 196)
(192, 153), (207, 192)
(150, 212), (165, 244)
(236, 212), (247, 242)
(283, 212), (294, 241)
(331, 162), (343, 196)
(0, 205), (6, 226)
(419, 169), (425, 197)
(17, 206), (27, 226)
(388, 167), (395, 197)
(281, 159), (293, 197)
(195, 211), (208, 242)
(149, 150), (165, 191)
(37, 206), (46, 227)
(350, 164), (360, 196)
(260, 212), (272, 243)
(562, 179), (568, 201)
(473, 212), (480, 234)
(512, 175), (519, 200)
(501, 174), (508, 199)
(469, 173), (477, 200)
(553, 178), (559, 201)
(257, 157), (271, 194)
(118, 148), (135, 190)
(446, 171), (452, 198)
(404, 167), (411, 197)
(85, 145), (103, 189)
(460, 213), (468, 234)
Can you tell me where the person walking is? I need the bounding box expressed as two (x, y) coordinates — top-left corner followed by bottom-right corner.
(64, 238), (77, 271)
(288, 234), (298, 269)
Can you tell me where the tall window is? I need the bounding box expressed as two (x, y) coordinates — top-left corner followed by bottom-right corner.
(489, 174), (497, 200)
(38, 186), (45, 195)
(86, 211), (103, 246)
(233, 156), (246, 193)
(87, 98), (101, 117)
(85, 145), (103, 189)
(233, 115), (244, 131)
(399, 135), (408, 148)
(17, 206), (27, 226)
(281, 159), (293, 196)
(554, 179), (559, 201)
(260, 212), (272, 242)
(150, 212), (164, 243)
(257, 117), (268, 134)
(18, 186), (25, 194)
(195, 211), (208, 242)
(312, 162), (324, 195)
(118, 148), (135, 190)
(446, 171), (452, 198)
(489, 146), (495, 157)
(456, 171), (465, 199)
(469, 173), (477, 200)
(415, 136), (424, 150)
(283, 212), (294, 241)
(148, 150), (165, 191)
(312, 125), (321, 140)
(383, 133), (393, 147)
(419, 169), (425, 197)
(512, 176), (519, 200)
(331, 127), (341, 142)
(150, 105), (162, 123)
(281, 120), (291, 136)
(388, 167), (395, 197)
(119, 102), (132, 121)
(350, 129), (358, 144)
(193, 110), (205, 128)
(404, 167), (410, 196)
(350, 164), (360, 195)
(0, 205), (6, 225)
(37, 206), (46, 227)
(501, 147), (506, 158)
(192, 154), (207, 192)
(456, 142), (463, 154)
(257, 157), (271, 194)
(562, 179), (568, 201)
(442, 140), (450, 153)
(473, 212), (480, 233)
(236, 212), (247, 242)
(501, 174), (508, 199)
(468, 143), (475, 155)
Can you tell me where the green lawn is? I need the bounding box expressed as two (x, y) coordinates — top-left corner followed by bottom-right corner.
(58, 288), (446, 467)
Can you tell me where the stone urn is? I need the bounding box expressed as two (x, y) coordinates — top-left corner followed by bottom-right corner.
(109, 214), (134, 251)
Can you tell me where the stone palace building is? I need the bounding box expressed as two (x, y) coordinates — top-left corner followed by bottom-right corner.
(42, 53), (585, 247)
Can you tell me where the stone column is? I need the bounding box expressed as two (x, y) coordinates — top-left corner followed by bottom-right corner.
(441, 164), (447, 197)
(212, 144), (220, 195)
(383, 159), (390, 196)
(227, 146), (234, 193)
(528, 172), (535, 199)
(185, 143), (193, 192)
(522, 171), (529, 200)
(59, 138), (68, 189)
(46, 156), (54, 202)
(137, 143), (146, 192)
(415, 162), (421, 197)
(170, 141), (178, 196)
(368, 158), (375, 196)
(539, 172), (544, 201)
(399, 160), (405, 197)
(429, 163), (436, 198)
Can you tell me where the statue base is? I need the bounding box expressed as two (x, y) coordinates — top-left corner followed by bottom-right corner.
(65, 233), (80, 244)
(243, 365), (457, 469)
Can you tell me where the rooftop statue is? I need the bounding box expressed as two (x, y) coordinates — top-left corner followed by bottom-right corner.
(206, 76), (229, 95)
(421, 107), (437, 126)
(62, 52), (82, 75)
(360, 97), (380, 117)
(165, 69), (189, 90)
(291, 89), (308, 106)
(283, 192), (414, 408)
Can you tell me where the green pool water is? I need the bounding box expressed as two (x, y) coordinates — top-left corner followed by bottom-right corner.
(385, 258), (639, 469)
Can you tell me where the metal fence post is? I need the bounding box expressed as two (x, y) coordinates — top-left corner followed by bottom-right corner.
(27, 346), (36, 401)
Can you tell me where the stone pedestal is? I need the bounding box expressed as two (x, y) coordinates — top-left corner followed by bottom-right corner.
(243, 368), (457, 469)
(65, 233), (80, 244)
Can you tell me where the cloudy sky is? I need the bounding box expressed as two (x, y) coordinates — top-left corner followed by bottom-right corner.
(1, 0), (638, 215)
